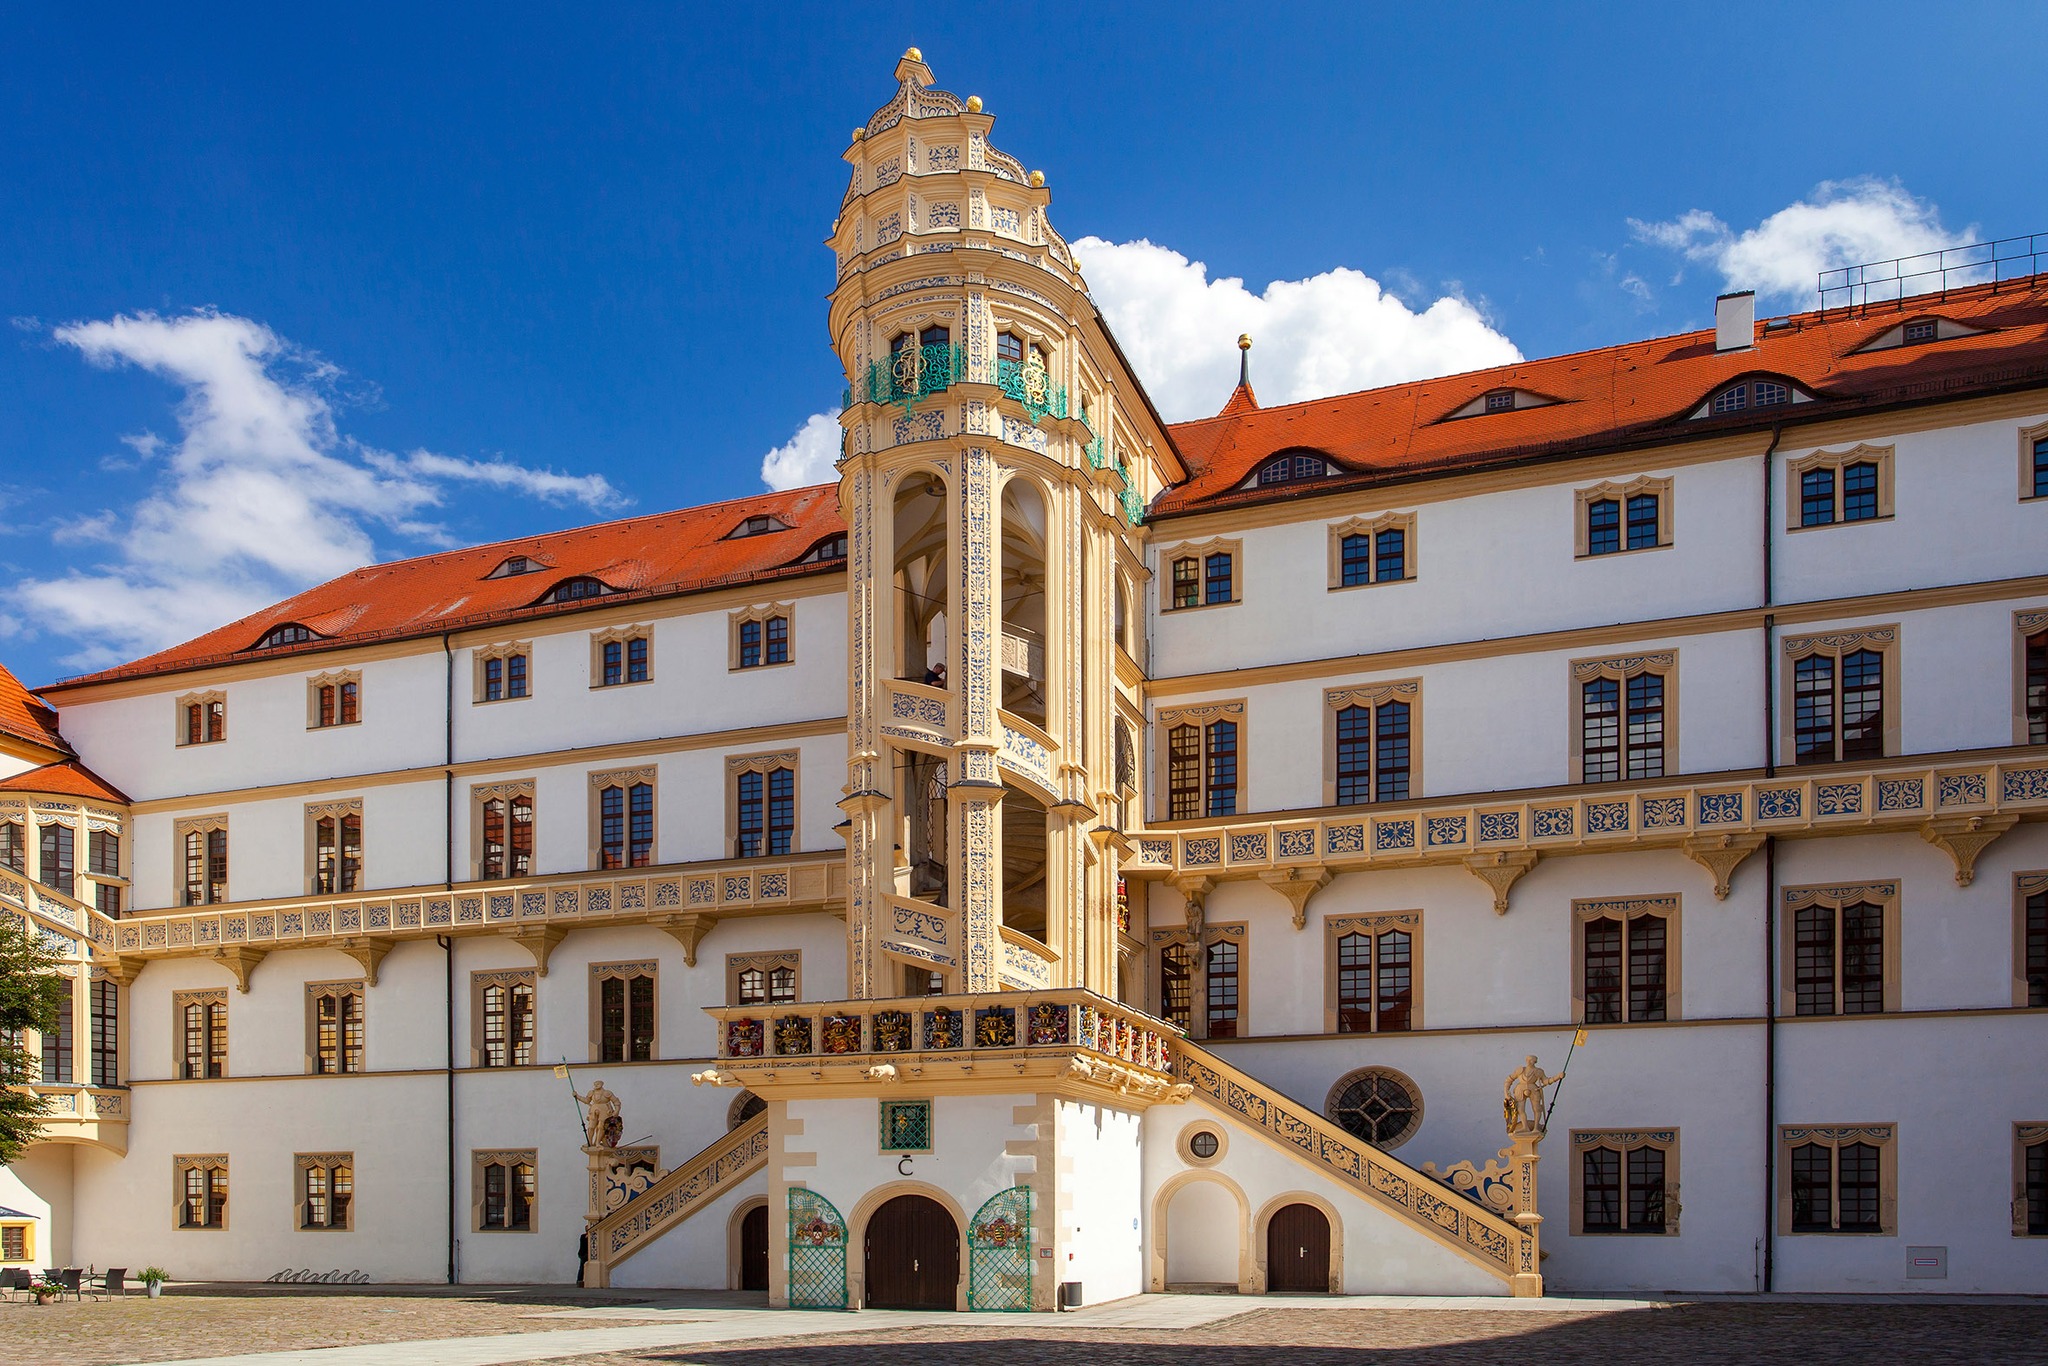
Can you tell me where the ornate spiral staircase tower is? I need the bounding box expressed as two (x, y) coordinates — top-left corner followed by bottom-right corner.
(829, 50), (1176, 1004)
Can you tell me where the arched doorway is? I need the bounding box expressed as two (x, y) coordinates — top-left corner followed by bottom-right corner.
(864, 1193), (959, 1309)
(1265, 1202), (1331, 1293)
(738, 1204), (769, 1291)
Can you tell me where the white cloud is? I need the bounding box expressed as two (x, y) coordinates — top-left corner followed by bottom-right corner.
(24, 308), (626, 670)
(1071, 237), (1523, 423)
(759, 411), (842, 491)
(1629, 178), (1976, 306)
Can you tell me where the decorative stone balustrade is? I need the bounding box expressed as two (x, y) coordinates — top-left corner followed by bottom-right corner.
(999, 626), (1045, 682)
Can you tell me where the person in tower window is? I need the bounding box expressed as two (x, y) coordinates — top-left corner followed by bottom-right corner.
(924, 661), (947, 688)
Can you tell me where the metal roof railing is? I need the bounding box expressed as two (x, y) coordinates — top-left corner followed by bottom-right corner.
(1818, 233), (2047, 317)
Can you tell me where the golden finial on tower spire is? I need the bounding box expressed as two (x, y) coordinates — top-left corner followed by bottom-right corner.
(1238, 334), (1252, 387)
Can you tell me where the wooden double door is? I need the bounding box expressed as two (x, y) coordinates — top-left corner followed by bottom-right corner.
(1266, 1202), (1331, 1292)
(864, 1194), (959, 1310)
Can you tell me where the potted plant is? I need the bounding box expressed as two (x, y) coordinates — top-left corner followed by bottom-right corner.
(27, 1276), (58, 1305)
(139, 1267), (169, 1300)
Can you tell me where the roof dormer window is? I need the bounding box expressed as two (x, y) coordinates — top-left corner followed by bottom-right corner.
(485, 555), (546, 579)
(1443, 387), (1556, 420)
(1854, 314), (1984, 353)
(1695, 377), (1807, 419)
(251, 624), (319, 650)
(1484, 389), (1515, 414)
(726, 514), (792, 540)
(1243, 450), (1340, 489)
(1902, 318), (1938, 345)
(794, 533), (848, 565)
(540, 576), (610, 604)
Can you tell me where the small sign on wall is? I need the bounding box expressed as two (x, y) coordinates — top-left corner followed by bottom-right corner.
(1905, 1246), (1947, 1279)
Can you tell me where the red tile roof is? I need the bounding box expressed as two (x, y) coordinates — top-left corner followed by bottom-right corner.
(1154, 275), (2048, 518)
(0, 660), (69, 755)
(0, 759), (130, 804)
(49, 485), (847, 690)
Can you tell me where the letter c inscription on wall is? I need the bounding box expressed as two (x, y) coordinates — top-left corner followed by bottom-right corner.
(897, 1156), (914, 1176)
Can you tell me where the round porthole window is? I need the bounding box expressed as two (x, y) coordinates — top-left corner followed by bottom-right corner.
(1325, 1067), (1422, 1150)
(1177, 1122), (1228, 1166)
(1189, 1131), (1219, 1159)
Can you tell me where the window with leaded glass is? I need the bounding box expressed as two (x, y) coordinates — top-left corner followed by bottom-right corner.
(1586, 498), (1620, 555)
(1581, 670), (1666, 783)
(178, 993), (228, 1079)
(1167, 724), (1202, 820)
(89, 978), (118, 1088)
(1626, 494), (1660, 550)
(182, 696), (226, 744)
(1326, 1067), (1422, 1149)
(1170, 556), (1199, 609)
(996, 331), (1023, 364)
(765, 615), (789, 664)
(735, 767), (795, 857)
(478, 791), (534, 880)
(310, 986), (365, 1074)
(178, 1159), (228, 1229)
(599, 781), (654, 868)
(600, 636), (650, 686)
(736, 614), (790, 668)
(1792, 645), (1885, 764)
(40, 998), (71, 1083)
(598, 970), (656, 1063)
(1162, 711), (1242, 821)
(1788, 1136), (1886, 1234)
(2033, 436), (2048, 499)
(1332, 919), (1415, 1033)
(2025, 887), (2048, 1009)
(1801, 467), (1836, 526)
(1788, 890), (1891, 1016)
(312, 811), (362, 895)
(1580, 907), (1669, 1024)
(1485, 389), (1516, 413)
(89, 829), (119, 877)
(314, 679), (360, 726)
(2024, 1135), (2048, 1236)
(1577, 1136), (1670, 1234)
(479, 649), (530, 701)
(1792, 449), (1891, 527)
(479, 979), (535, 1068)
(1159, 941), (1191, 1030)
(1203, 720), (1237, 817)
(37, 823), (72, 893)
(1204, 938), (1240, 1038)
(1334, 699), (1410, 805)
(299, 1156), (353, 1230)
(1841, 462), (1878, 521)
(94, 883), (121, 918)
(1331, 515), (1414, 589)
(1339, 533), (1373, 587)
(477, 1153), (536, 1231)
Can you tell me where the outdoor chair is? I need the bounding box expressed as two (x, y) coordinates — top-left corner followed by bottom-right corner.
(0, 1267), (28, 1301)
(57, 1268), (83, 1300)
(87, 1268), (126, 1300)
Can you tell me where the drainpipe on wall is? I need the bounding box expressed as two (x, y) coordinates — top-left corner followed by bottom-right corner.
(441, 632), (458, 1285)
(1759, 423), (1782, 1293)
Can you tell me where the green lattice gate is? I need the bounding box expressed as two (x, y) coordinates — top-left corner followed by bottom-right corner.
(786, 1188), (848, 1309)
(967, 1185), (1034, 1311)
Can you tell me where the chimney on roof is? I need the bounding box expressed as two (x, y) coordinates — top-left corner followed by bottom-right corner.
(1715, 290), (1755, 352)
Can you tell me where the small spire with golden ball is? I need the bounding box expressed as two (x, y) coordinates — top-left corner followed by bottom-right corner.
(966, 95), (983, 113)
(852, 127), (866, 141)
(904, 46), (922, 61)
(1238, 334), (1252, 386)
(1029, 169), (1045, 188)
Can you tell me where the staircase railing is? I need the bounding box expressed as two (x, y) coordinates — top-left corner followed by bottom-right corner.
(584, 1114), (770, 1284)
(1172, 1040), (1537, 1292)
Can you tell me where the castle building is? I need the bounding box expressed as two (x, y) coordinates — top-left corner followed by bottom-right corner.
(3, 52), (2046, 1305)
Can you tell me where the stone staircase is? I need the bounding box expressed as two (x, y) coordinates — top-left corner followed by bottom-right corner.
(583, 1113), (770, 1285)
(1172, 1040), (1539, 1294)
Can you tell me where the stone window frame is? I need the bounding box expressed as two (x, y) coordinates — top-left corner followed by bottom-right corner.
(172, 988), (229, 1080)
(726, 751), (801, 859)
(2014, 1123), (2048, 1236)
(1155, 700), (1248, 823)
(1149, 923), (1247, 1042)
(172, 814), (231, 907)
(472, 641), (533, 704)
(2015, 871), (2048, 1009)
(1159, 536), (1243, 611)
(1786, 444), (1896, 531)
(1323, 1065), (1424, 1151)
(1176, 1119), (1230, 1169)
(1571, 895), (1683, 1024)
(729, 603), (796, 671)
(295, 1151), (354, 1231)
(587, 766), (659, 871)
(1777, 1124), (1897, 1236)
(1569, 1128), (1680, 1236)
(304, 979), (368, 1075)
(1321, 681), (1421, 807)
(1779, 881), (1902, 1016)
(1322, 911), (1423, 1034)
(471, 780), (537, 882)
(589, 624), (655, 689)
(725, 950), (801, 1007)
(1326, 511), (1418, 591)
(174, 689), (227, 746)
(173, 1154), (230, 1230)
(470, 968), (538, 1069)
(304, 798), (365, 897)
(2021, 419), (2048, 502)
(306, 669), (363, 729)
(2014, 609), (2048, 746)
(471, 1148), (538, 1233)
(1570, 651), (1679, 783)
(588, 960), (659, 1064)
(1574, 475), (1673, 558)
(1779, 626), (1901, 765)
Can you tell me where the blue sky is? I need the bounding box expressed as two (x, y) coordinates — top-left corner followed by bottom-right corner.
(3, 2), (2044, 685)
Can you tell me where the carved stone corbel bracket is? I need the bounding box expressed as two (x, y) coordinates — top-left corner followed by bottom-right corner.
(1464, 851), (1538, 916)
(1919, 814), (2018, 887)
(1683, 832), (1766, 901)
(103, 954), (147, 987)
(504, 925), (568, 977)
(1259, 866), (1333, 930)
(1168, 875), (1213, 939)
(335, 936), (394, 987)
(210, 945), (268, 993)
(656, 913), (719, 968)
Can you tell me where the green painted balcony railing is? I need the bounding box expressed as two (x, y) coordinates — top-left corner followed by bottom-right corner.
(1086, 434), (1107, 469)
(996, 358), (1070, 423)
(861, 344), (966, 409)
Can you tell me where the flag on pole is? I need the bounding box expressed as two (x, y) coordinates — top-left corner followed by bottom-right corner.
(1574, 1027), (1588, 1047)
(554, 1065), (570, 1078)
